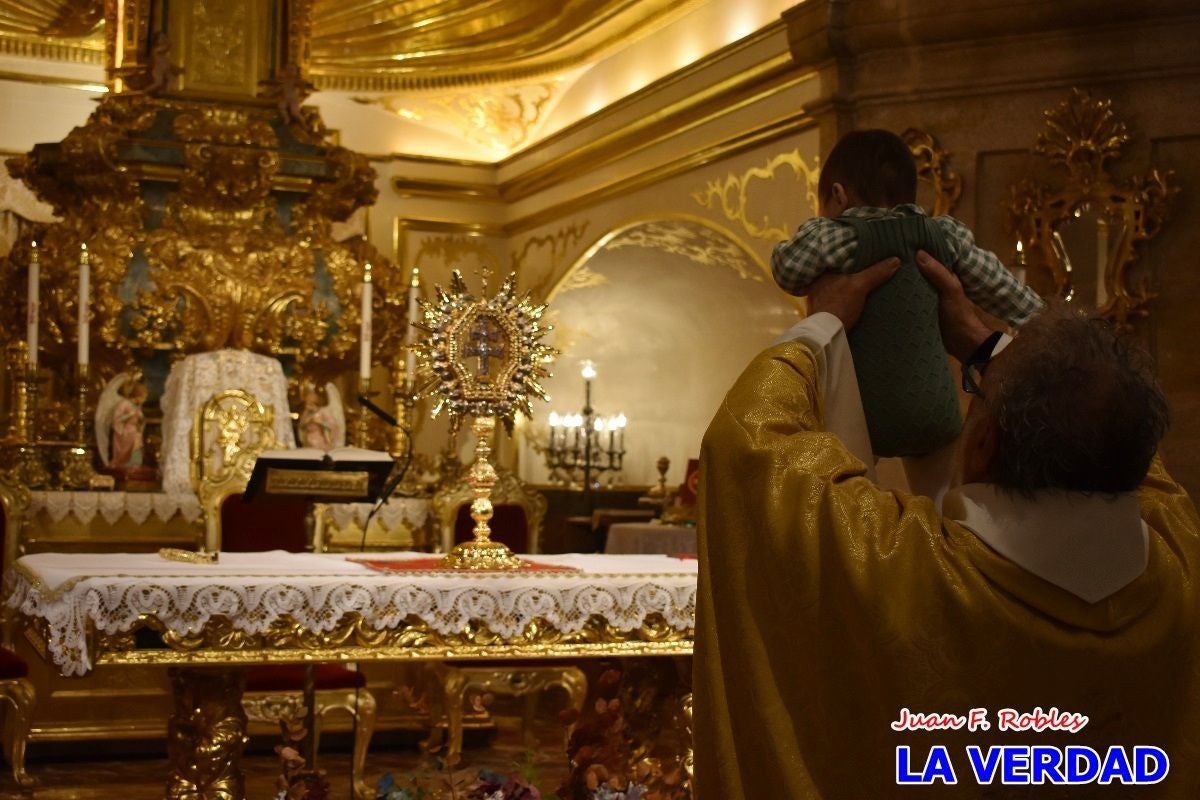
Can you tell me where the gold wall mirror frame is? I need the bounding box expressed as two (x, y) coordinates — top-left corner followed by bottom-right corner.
(1008, 89), (1176, 328)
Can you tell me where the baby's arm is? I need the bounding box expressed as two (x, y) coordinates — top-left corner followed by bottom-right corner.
(771, 217), (857, 295)
(937, 217), (1044, 326)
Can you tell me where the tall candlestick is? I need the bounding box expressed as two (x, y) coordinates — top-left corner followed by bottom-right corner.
(77, 243), (89, 366)
(26, 241), (39, 370)
(360, 262), (373, 381)
(405, 266), (420, 385)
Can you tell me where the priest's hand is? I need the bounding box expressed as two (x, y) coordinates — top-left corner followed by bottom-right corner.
(806, 257), (900, 331)
(914, 249), (996, 362)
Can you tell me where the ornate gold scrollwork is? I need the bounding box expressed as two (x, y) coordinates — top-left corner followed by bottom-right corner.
(902, 128), (963, 217)
(92, 612), (693, 662)
(691, 148), (820, 242)
(1008, 89), (1176, 327)
(165, 667), (248, 800)
(1, 86), (389, 397)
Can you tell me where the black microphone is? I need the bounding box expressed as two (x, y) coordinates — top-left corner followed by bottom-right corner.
(361, 427), (413, 548)
(358, 394), (398, 427)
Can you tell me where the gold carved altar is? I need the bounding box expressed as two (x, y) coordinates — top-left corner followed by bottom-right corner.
(10, 550), (696, 799)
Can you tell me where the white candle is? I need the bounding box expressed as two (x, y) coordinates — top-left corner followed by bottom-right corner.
(360, 262), (373, 381)
(26, 241), (39, 369)
(405, 266), (420, 382)
(78, 243), (89, 366)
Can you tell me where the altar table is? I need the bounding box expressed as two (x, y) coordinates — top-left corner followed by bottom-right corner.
(9, 551), (696, 799)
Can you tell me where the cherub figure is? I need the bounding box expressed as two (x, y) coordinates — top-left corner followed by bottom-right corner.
(96, 372), (149, 471)
(126, 32), (182, 95)
(297, 381), (345, 452)
(275, 62), (314, 127)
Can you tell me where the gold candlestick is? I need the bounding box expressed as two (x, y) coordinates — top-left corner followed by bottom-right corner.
(390, 352), (423, 461)
(61, 363), (96, 489)
(354, 376), (372, 448)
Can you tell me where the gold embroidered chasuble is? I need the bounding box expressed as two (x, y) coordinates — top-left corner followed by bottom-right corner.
(694, 340), (1200, 798)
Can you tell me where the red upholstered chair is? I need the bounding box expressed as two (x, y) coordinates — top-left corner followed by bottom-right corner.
(434, 468), (546, 554)
(0, 480), (35, 789)
(193, 390), (375, 799)
(430, 469), (584, 758)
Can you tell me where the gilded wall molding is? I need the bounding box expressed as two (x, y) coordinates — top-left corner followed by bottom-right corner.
(498, 54), (807, 200)
(512, 222), (591, 301)
(690, 148), (820, 242)
(545, 214), (773, 303)
(605, 219), (765, 281)
(392, 218), (505, 270)
(505, 111), (819, 236)
(390, 178), (501, 203)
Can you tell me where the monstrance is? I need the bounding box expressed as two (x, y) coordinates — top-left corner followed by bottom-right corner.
(414, 270), (557, 569)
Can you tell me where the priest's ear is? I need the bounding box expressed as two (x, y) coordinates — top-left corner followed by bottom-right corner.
(960, 403), (998, 485)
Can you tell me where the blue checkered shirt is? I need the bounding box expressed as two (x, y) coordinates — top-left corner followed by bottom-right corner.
(771, 204), (1043, 326)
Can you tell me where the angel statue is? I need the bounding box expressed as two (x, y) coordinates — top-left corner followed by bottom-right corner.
(297, 381), (345, 452)
(96, 372), (150, 473)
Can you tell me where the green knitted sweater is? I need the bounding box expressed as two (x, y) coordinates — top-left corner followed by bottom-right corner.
(839, 214), (962, 458)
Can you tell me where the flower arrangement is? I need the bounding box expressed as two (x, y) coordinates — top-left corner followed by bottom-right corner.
(558, 665), (688, 800)
(375, 752), (542, 800)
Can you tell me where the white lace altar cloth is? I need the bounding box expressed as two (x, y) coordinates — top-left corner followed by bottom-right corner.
(324, 498), (431, 530)
(159, 349), (297, 496)
(8, 552), (697, 676)
(30, 491), (203, 525)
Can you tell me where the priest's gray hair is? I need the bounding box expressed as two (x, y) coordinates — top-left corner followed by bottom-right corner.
(987, 302), (1168, 495)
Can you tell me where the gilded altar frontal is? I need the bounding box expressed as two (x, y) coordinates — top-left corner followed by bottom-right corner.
(0, 1), (1197, 798)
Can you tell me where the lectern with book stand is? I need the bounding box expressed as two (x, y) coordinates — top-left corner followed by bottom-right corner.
(245, 446), (395, 505)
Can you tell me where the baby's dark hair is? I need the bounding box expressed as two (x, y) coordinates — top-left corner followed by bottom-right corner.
(818, 130), (918, 208)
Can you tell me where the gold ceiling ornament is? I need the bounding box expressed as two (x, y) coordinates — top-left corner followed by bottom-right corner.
(902, 128), (963, 217)
(1008, 89), (1176, 328)
(355, 78), (567, 156)
(309, 0), (701, 92)
(691, 148), (821, 242)
(414, 270), (557, 569)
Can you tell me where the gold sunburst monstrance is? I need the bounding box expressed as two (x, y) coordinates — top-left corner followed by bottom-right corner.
(415, 270), (557, 569)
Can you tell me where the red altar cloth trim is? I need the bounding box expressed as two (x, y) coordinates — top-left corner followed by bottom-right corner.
(671, 554), (698, 560)
(347, 557), (581, 573)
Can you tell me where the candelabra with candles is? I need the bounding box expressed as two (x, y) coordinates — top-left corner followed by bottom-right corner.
(543, 360), (626, 490)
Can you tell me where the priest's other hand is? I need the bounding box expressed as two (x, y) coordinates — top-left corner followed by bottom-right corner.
(915, 249), (996, 362)
(806, 257), (900, 331)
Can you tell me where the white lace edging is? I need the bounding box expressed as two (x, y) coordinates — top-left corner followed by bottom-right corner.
(8, 571), (696, 676)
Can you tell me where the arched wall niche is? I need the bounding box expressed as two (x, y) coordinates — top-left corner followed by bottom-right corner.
(517, 214), (802, 487)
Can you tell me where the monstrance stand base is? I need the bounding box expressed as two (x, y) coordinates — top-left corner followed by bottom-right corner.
(443, 538), (523, 570)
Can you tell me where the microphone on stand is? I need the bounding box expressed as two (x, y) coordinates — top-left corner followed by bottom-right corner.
(358, 394), (398, 427)
(357, 394), (413, 545)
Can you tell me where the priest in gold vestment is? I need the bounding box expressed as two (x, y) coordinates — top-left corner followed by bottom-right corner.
(695, 254), (1200, 798)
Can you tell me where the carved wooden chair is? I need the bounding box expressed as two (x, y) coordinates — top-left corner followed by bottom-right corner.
(0, 479), (35, 789)
(432, 467), (548, 555)
(430, 468), (585, 759)
(193, 389), (376, 798)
